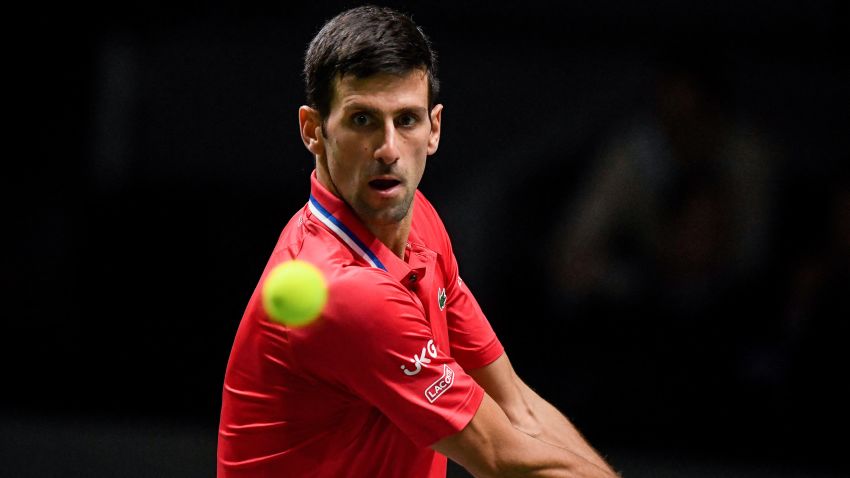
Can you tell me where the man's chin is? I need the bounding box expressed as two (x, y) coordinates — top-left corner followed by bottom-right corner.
(371, 208), (410, 226)
(354, 201), (411, 227)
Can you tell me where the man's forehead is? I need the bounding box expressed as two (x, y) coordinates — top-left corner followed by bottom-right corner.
(331, 70), (429, 110)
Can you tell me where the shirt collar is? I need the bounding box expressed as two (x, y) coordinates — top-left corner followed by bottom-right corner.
(307, 171), (421, 283)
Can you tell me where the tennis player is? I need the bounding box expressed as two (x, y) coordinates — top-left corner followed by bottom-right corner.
(218, 6), (618, 477)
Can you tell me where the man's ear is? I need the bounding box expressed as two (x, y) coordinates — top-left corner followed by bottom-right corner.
(427, 104), (443, 155)
(299, 106), (324, 156)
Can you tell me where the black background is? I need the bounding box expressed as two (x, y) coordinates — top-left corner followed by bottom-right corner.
(5, 1), (848, 476)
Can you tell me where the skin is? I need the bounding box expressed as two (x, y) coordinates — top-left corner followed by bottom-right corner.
(299, 69), (442, 259)
(298, 67), (617, 477)
(451, 355), (620, 477)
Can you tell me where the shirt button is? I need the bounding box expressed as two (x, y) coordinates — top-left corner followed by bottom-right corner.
(409, 274), (417, 282)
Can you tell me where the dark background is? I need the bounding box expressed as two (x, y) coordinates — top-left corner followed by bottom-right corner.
(5, 1), (848, 476)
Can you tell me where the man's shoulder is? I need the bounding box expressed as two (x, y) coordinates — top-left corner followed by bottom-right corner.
(412, 189), (456, 262)
(324, 266), (413, 319)
(413, 189), (449, 237)
(272, 205), (359, 267)
(288, 265), (427, 353)
(413, 189), (438, 219)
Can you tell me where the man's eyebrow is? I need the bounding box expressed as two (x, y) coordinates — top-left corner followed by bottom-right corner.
(341, 103), (378, 114)
(341, 103), (428, 115)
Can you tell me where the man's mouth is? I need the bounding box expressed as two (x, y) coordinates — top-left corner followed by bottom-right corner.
(368, 178), (401, 191)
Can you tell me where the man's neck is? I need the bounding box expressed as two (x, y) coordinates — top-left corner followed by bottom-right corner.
(316, 167), (412, 261)
(365, 216), (411, 260)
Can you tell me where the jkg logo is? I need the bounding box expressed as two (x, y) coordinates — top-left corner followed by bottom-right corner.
(401, 339), (438, 376)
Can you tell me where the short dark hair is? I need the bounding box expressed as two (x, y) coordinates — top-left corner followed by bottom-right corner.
(304, 5), (439, 119)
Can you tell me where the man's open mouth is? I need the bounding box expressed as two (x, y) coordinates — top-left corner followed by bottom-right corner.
(369, 178), (401, 191)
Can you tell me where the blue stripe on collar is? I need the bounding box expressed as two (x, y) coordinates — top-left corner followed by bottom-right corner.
(308, 195), (387, 271)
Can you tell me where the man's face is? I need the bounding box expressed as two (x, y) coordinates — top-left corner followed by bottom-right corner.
(313, 70), (442, 227)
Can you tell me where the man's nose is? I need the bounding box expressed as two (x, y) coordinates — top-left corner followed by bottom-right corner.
(374, 122), (401, 165)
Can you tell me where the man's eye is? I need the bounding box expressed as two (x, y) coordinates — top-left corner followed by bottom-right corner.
(398, 114), (417, 127)
(352, 113), (370, 126)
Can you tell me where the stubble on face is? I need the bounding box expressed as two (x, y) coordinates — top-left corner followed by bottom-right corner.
(348, 173), (415, 226)
(320, 71), (432, 230)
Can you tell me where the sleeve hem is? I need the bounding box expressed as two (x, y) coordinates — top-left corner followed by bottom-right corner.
(457, 337), (505, 371)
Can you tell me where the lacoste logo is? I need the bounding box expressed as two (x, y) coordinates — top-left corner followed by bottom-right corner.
(437, 288), (447, 311)
(425, 364), (455, 403)
(401, 339), (438, 376)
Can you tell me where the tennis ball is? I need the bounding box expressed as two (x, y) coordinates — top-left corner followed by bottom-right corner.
(261, 260), (328, 327)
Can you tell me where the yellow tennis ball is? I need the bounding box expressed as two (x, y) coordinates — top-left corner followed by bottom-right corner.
(261, 260), (327, 327)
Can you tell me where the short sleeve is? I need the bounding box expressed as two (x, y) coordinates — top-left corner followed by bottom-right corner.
(290, 268), (485, 448)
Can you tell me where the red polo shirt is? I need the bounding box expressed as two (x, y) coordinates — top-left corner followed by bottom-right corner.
(218, 172), (504, 477)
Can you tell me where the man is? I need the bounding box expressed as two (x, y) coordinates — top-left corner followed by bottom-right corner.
(218, 6), (618, 477)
